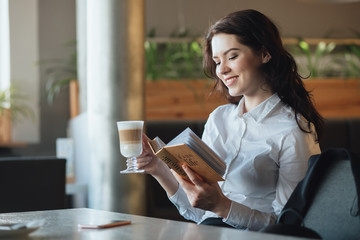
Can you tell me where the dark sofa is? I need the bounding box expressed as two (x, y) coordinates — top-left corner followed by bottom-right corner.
(144, 118), (360, 221)
(0, 156), (66, 213)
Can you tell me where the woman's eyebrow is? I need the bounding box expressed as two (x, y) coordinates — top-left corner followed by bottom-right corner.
(213, 47), (240, 59)
(224, 48), (240, 55)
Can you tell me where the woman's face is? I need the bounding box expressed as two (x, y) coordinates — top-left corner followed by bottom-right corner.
(211, 33), (269, 98)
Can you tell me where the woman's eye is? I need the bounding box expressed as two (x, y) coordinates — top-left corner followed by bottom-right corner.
(215, 61), (220, 66)
(229, 55), (238, 60)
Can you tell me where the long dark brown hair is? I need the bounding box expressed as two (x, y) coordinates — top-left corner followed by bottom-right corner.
(203, 9), (324, 140)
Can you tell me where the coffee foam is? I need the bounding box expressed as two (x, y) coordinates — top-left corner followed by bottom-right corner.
(117, 121), (143, 130)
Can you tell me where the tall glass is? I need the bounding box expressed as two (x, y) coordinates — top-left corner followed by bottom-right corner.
(117, 121), (145, 174)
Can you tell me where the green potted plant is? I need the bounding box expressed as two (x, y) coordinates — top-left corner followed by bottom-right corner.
(39, 41), (79, 118)
(294, 39), (337, 78)
(147, 35), (360, 120)
(145, 37), (204, 81)
(0, 85), (34, 143)
(145, 36), (226, 120)
(289, 38), (360, 118)
(344, 44), (360, 78)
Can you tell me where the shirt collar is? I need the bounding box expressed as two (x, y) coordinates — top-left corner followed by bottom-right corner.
(237, 93), (281, 122)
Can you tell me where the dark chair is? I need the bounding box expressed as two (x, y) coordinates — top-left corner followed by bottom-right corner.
(0, 156), (66, 213)
(319, 118), (360, 158)
(261, 148), (360, 240)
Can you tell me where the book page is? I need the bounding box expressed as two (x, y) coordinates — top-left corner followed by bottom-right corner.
(148, 136), (166, 153)
(149, 128), (226, 182)
(168, 128), (225, 176)
(164, 144), (224, 182)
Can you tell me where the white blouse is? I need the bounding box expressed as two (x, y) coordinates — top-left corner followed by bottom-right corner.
(169, 93), (321, 231)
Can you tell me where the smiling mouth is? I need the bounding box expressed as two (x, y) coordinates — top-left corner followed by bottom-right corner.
(224, 76), (237, 87)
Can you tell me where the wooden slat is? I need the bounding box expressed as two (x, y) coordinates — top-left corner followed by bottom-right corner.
(146, 79), (360, 120)
(69, 80), (80, 119)
(304, 79), (360, 118)
(0, 109), (12, 143)
(146, 80), (226, 120)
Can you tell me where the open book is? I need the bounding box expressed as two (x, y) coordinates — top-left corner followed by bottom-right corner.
(148, 128), (225, 182)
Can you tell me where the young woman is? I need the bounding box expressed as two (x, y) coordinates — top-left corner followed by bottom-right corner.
(137, 9), (324, 231)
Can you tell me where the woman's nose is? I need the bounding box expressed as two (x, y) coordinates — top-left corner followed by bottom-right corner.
(219, 62), (230, 75)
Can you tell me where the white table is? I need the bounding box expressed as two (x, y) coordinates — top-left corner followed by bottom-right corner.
(0, 208), (303, 240)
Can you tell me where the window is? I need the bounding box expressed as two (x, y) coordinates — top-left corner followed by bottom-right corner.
(0, 0), (10, 92)
(0, 0), (40, 143)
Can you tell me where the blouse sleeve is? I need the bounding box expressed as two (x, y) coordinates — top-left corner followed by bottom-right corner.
(273, 126), (320, 213)
(168, 184), (206, 222)
(223, 201), (277, 230)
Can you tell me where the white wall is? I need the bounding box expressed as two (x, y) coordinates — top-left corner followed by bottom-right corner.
(10, 0), (76, 156)
(146, 0), (360, 38)
(9, 0), (40, 143)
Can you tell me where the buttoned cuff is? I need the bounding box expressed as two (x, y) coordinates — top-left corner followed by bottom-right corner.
(168, 184), (192, 209)
(222, 201), (250, 229)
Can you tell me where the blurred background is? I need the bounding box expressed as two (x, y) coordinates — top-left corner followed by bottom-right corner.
(0, 0), (359, 218)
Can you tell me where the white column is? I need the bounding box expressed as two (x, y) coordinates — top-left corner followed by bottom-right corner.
(0, 0), (10, 91)
(76, 0), (87, 113)
(86, 0), (146, 214)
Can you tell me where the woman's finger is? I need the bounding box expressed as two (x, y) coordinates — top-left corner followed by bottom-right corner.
(137, 158), (152, 169)
(182, 164), (204, 185)
(136, 155), (152, 164)
(170, 169), (193, 188)
(171, 169), (184, 183)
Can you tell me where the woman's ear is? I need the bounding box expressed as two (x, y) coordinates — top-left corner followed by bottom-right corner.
(262, 51), (271, 64)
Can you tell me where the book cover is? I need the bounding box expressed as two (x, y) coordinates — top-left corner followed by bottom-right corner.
(148, 128), (225, 182)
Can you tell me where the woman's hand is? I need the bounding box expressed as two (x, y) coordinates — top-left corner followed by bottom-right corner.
(137, 133), (179, 197)
(172, 164), (231, 218)
(136, 134), (167, 176)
